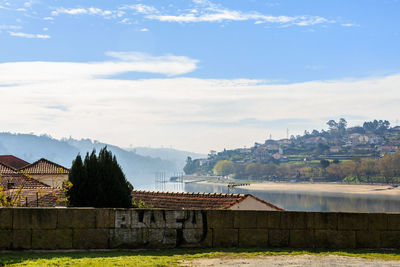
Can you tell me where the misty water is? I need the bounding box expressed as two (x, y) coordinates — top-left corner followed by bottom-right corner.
(135, 180), (400, 213)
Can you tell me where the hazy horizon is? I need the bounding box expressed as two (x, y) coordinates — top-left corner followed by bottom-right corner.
(1, 0), (399, 154)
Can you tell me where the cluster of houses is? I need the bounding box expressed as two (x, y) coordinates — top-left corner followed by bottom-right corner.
(197, 130), (400, 168)
(0, 155), (281, 210)
(0, 155), (69, 207)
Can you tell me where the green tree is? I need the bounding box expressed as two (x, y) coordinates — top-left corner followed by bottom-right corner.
(378, 154), (395, 184)
(327, 120), (338, 131)
(320, 159), (330, 168)
(315, 143), (329, 155)
(65, 147), (132, 208)
(183, 156), (197, 174)
(213, 160), (235, 176)
(338, 118), (347, 135)
(245, 163), (262, 179)
(359, 159), (378, 183)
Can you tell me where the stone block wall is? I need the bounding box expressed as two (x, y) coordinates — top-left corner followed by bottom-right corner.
(1, 208), (400, 250)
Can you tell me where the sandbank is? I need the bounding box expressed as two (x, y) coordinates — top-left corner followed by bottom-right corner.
(197, 181), (400, 196)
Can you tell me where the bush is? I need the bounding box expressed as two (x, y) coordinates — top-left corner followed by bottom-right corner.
(65, 147), (132, 208)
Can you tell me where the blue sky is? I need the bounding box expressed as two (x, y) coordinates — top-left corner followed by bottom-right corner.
(1, 0), (400, 152)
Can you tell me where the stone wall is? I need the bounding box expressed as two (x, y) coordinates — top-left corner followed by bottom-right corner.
(1, 208), (400, 250)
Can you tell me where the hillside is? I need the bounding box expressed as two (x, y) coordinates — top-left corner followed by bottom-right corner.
(130, 147), (205, 171)
(0, 133), (189, 186)
(184, 119), (400, 184)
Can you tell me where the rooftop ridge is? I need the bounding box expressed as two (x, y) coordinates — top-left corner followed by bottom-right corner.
(0, 155), (30, 169)
(19, 158), (69, 174)
(132, 190), (245, 198)
(131, 190), (281, 210)
(0, 162), (17, 172)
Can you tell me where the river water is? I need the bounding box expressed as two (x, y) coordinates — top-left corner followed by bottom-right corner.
(135, 181), (400, 213)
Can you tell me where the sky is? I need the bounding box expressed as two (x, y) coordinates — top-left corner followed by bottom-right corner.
(1, 0), (400, 153)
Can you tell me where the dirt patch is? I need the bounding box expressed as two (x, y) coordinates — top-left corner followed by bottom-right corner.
(181, 254), (400, 267)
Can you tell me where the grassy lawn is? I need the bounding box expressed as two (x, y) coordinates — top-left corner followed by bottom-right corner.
(1, 248), (400, 266)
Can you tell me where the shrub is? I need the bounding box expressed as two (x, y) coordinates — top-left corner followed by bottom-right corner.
(65, 147), (132, 208)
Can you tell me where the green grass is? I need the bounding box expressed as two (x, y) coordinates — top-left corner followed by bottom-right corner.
(1, 248), (400, 266)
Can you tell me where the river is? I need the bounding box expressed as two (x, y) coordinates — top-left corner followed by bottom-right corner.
(134, 180), (400, 213)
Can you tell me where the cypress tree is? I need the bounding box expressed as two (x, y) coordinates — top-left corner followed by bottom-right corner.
(66, 147), (132, 208)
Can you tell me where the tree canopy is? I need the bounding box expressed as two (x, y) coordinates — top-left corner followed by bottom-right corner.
(213, 160), (235, 176)
(65, 147), (133, 208)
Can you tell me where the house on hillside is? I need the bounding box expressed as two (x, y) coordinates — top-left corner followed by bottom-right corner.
(265, 140), (279, 151)
(346, 133), (371, 145)
(19, 158), (69, 188)
(276, 139), (292, 146)
(378, 145), (399, 156)
(234, 148), (252, 154)
(329, 146), (341, 153)
(252, 146), (272, 163)
(132, 191), (283, 211)
(272, 152), (288, 162)
(367, 135), (383, 145)
(303, 137), (327, 145)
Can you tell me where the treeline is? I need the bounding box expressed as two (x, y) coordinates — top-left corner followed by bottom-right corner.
(211, 152), (400, 184)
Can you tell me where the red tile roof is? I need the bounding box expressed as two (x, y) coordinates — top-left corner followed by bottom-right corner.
(19, 158), (69, 175)
(26, 189), (66, 207)
(0, 162), (16, 174)
(5, 188), (66, 207)
(131, 190), (283, 210)
(0, 155), (30, 170)
(0, 174), (50, 190)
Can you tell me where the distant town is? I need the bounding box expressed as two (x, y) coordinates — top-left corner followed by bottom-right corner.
(184, 119), (400, 184)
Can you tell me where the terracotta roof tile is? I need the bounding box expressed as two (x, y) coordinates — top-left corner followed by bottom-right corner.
(131, 190), (282, 210)
(0, 162), (17, 174)
(0, 174), (50, 190)
(0, 155), (30, 169)
(5, 188), (65, 207)
(26, 189), (66, 207)
(19, 158), (69, 175)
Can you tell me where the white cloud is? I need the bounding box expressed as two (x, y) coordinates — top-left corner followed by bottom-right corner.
(140, 28), (149, 32)
(341, 23), (359, 27)
(144, 1), (333, 26)
(119, 18), (132, 24)
(148, 11), (330, 26)
(43, 17), (54, 21)
(0, 52), (197, 85)
(0, 25), (22, 30)
(8, 31), (50, 39)
(51, 8), (87, 16)
(0, 54), (399, 152)
(120, 4), (158, 14)
(47, 2), (339, 28)
(51, 7), (114, 17)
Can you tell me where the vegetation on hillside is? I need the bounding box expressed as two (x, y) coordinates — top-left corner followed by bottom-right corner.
(184, 119), (400, 184)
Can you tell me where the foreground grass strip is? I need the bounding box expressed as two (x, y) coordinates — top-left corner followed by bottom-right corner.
(1, 248), (400, 266)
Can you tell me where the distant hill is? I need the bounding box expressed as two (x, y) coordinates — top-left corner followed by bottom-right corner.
(130, 147), (205, 171)
(0, 132), (197, 186)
